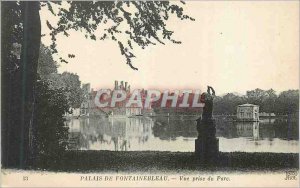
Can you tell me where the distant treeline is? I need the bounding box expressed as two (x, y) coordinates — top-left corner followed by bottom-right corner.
(213, 89), (299, 115)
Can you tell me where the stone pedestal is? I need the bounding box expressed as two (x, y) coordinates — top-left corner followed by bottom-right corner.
(195, 119), (219, 161)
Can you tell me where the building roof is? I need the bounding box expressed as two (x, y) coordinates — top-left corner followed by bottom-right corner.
(238, 103), (259, 107)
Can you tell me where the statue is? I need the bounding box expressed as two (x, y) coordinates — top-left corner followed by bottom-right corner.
(196, 86), (215, 127)
(195, 86), (219, 161)
(200, 86), (215, 121)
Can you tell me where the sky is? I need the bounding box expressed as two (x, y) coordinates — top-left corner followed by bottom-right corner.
(40, 1), (299, 95)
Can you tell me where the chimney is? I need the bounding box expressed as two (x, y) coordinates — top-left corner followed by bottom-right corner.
(125, 82), (128, 91)
(114, 80), (118, 90)
(121, 81), (124, 90)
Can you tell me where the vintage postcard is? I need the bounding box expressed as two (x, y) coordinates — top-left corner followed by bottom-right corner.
(1, 0), (299, 187)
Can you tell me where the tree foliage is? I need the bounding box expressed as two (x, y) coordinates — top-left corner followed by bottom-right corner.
(43, 1), (194, 70)
(38, 44), (83, 108)
(213, 89), (299, 115)
(38, 44), (58, 79)
(34, 80), (69, 166)
(276, 90), (299, 115)
(57, 72), (83, 108)
(213, 93), (245, 115)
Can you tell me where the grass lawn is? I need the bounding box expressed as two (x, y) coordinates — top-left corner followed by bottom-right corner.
(30, 151), (299, 173)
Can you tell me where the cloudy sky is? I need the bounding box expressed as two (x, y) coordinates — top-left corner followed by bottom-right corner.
(40, 1), (299, 95)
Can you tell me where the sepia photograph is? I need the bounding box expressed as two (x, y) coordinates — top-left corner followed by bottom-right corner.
(1, 0), (299, 187)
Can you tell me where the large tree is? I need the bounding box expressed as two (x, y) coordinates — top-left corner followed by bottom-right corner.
(38, 45), (83, 109)
(275, 90), (299, 115)
(2, 1), (41, 168)
(2, 1), (193, 168)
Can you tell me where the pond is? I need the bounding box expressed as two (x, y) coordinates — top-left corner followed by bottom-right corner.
(67, 116), (299, 153)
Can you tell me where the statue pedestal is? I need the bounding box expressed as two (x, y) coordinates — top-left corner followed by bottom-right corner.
(195, 119), (219, 161)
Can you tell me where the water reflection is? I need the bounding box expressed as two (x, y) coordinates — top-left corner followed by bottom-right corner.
(68, 116), (299, 153)
(68, 117), (153, 151)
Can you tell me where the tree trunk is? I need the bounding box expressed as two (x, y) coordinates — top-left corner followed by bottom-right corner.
(1, 1), (41, 168)
(20, 1), (41, 168)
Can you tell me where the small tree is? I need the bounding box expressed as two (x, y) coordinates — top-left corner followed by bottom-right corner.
(34, 79), (70, 168)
